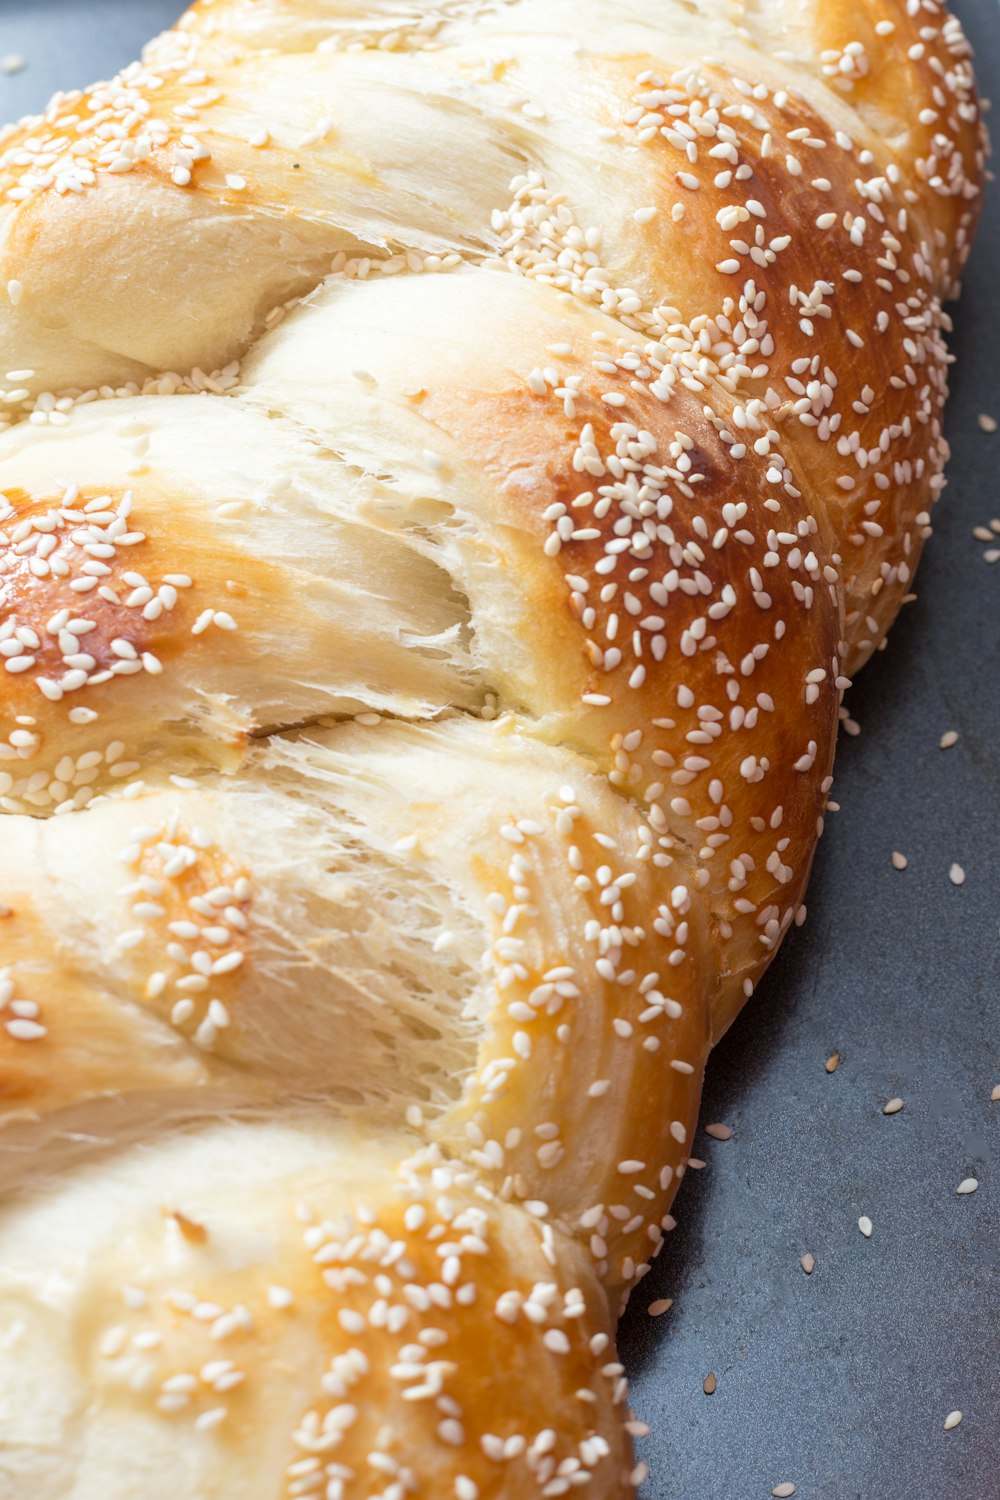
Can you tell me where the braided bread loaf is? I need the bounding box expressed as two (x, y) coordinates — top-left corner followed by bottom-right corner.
(0, 2), (984, 1496)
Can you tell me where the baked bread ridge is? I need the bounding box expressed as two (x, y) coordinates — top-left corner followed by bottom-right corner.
(0, 2), (984, 1497)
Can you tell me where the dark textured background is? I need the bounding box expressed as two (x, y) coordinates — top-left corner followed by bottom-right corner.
(0, 4), (996, 1497)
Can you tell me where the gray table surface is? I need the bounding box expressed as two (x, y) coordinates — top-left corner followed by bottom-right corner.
(1, 4), (996, 1497)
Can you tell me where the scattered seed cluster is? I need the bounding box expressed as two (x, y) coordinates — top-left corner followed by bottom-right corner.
(117, 814), (250, 1053)
(972, 517), (1000, 565)
(0, 962), (46, 1043)
(0, 479), (217, 810)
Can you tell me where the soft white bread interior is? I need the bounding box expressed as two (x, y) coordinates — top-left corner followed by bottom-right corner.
(0, 718), (710, 1292)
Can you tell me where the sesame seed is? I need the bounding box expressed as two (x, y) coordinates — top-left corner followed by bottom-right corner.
(5, 1018), (47, 1041)
(949, 864), (966, 887)
(703, 1373), (717, 1395)
(704, 1123), (733, 1141)
(891, 851), (908, 871)
(194, 1409), (227, 1433)
(858, 1216), (873, 1238)
(939, 731), (960, 750)
(978, 413), (997, 434)
(648, 1298), (673, 1317)
(772, 1487), (796, 1498)
(956, 1178), (979, 1196)
(883, 1098), (904, 1115)
(944, 1411), (963, 1431)
(826, 1052), (841, 1074)
(800, 1254), (815, 1275)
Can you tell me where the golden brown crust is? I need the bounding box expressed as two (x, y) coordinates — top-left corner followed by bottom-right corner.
(426, 323), (841, 1026)
(592, 56), (974, 669)
(809, 0), (984, 270)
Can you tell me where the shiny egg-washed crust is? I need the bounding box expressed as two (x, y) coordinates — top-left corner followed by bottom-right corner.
(0, 2), (984, 1497)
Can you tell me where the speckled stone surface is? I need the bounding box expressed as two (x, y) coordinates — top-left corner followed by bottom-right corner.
(1, 4), (996, 1497)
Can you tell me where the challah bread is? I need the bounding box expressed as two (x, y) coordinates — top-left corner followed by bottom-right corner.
(0, 1118), (636, 1500)
(0, 1), (984, 1496)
